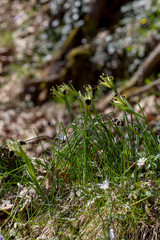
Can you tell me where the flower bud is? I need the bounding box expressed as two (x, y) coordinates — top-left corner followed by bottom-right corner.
(85, 99), (91, 105)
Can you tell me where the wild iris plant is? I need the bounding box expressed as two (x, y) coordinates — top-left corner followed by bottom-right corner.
(52, 83), (94, 183)
(52, 74), (140, 184)
(51, 73), (159, 170)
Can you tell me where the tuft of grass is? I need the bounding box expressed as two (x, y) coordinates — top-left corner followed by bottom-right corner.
(0, 30), (13, 48)
(0, 73), (160, 239)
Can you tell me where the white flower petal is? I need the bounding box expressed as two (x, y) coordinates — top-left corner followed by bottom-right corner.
(137, 157), (147, 167)
(109, 228), (116, 239)
(99, 179), (109, 190)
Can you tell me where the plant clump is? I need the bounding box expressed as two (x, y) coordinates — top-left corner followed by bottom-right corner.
(0, 73), (160, 239)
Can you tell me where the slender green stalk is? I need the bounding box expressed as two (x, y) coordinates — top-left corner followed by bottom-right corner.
(83, 105), (89, 184)
(64, 94), (73, 122)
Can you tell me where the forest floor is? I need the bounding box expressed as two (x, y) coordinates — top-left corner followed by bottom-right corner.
(0, 1), (160, 239)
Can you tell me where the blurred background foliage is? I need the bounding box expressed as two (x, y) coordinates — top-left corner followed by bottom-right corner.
(0, 0), (160, 104)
